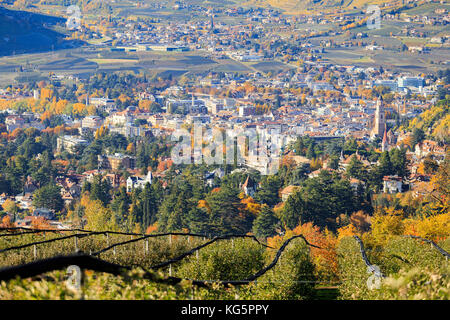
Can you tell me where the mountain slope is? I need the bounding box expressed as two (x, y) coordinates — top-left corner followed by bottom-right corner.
(0, 6), (83, 57)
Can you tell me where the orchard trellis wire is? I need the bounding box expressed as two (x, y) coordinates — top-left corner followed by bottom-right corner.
(0, 227), (448, 287)
(0, 229), (319, 286)
(403, 235), (450, 259)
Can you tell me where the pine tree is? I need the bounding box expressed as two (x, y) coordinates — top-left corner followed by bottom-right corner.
(281, 191), (304, 230)
(346, 155), (365, 180)
(206, 185), (247, 234)
(90, 175), (111, 206)
(254, 175), (281, 207)
(32, 184), (64, 212)
(187, 207), (210, 234)
(327, 155), (340, 170)
(378, 151), (393, 177)
(306, 144), (316, 159)
(140, 183), (156, 229)
(110, 186), (130, 228)
(252, 205), (279, 238)
(390, 148), (408, 178)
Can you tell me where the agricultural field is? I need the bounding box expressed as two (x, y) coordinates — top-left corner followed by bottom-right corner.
(320, 47), (449, 73)
(0, 48), (255, 86)
(0, 228), (448, 300)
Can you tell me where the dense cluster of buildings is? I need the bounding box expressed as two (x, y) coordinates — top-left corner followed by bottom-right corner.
(2, 61), (446, 225)
(0, 1), (448, 228)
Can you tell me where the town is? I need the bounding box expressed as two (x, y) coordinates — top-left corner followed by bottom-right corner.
(0, 57), (447, 233)
(0, 0), (449, 303)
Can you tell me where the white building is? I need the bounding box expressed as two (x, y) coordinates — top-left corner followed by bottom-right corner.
(383, 175), (403, 193)
(90, 97), (115, 111)
(238, 105), (255, 117)
(82, 115), (103, 129)
(110, 124), (141, 138)
(105, 112), (134, 127)
(57, 135), (89, 153)
(126, 171), (153, 192)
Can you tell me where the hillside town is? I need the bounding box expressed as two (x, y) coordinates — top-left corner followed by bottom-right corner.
(0, 0), (449, 303)
(0, 61), (448, 230)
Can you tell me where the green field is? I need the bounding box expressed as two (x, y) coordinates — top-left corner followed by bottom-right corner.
(0, 230), (448, 300)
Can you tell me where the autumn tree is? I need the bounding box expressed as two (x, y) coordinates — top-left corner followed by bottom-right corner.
(2, 199), (19, 222)
(0, 215), (15, 228)
(82, 196), (116, 231)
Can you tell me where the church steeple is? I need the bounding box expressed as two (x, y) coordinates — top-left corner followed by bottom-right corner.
(372, 97), (385, 137)
(382, 124), (389, 152)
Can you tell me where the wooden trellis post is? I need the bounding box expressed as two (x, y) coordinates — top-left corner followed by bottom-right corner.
(33, 245), (37, 259)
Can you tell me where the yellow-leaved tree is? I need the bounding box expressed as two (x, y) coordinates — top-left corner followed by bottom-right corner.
(81, 195), (116, 231)
(363, 208), (405, 247)
(404, 212), (450, 242)
(2, 199), (19, 215)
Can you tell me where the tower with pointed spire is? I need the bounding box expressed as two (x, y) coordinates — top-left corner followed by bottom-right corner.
(241, 175), (256, 197)
(381, 124), (389, 152)
(372, 96), (385, 138)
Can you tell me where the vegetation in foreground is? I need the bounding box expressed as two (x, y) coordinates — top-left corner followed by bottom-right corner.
(0, 209), (448, 300)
